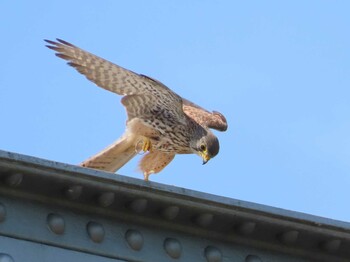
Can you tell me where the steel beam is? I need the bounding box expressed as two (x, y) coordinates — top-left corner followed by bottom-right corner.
(0, 150), (349, 262)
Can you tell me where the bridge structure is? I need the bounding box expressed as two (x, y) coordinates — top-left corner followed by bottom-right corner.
(0, 150), (349, 262)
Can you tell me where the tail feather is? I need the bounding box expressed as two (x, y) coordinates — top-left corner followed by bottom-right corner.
(80, 135), (137, 173)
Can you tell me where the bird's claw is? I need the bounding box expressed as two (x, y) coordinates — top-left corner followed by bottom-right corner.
(142, 138), (152, 152)
(136, 137), (152, 154)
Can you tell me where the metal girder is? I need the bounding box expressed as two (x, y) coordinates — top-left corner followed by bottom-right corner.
(0, 150), (349, 262)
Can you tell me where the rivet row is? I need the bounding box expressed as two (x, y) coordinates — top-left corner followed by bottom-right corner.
(0, 197), (343, 258)
(5, 176), (328, 255)
(44, 212), (260, 261)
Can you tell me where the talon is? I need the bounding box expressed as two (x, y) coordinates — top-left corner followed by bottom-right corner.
(135, 137), (152, 154)
(141, 137), (152, 152)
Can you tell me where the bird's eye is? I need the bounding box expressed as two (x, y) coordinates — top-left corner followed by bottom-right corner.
(200, 144), (206, 151)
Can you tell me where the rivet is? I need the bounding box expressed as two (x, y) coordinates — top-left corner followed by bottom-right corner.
(164, 238), (182, 259)
(125, 229), (144, 251)
(0, 203), (6, 222)
(204, 246), (222, 262)
(278, 230), (299, 245)
(0, 254), (14, 262)
(64, 185), (83, 200)
(47, 213), (65, 235)
(321, 239), (341, 252)
(97, 192), (115, 207)
(195, 213), (214, 227)
(4, 173), (23, 187)
(128, 198), (148, 213)
(161, 205), (180, 220)
(245, 254), (262, 262)
(237, 221), (256, 235)
(87, 221), (105, 243)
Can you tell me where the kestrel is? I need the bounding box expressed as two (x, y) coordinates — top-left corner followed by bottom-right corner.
(45, 39), (228, 181)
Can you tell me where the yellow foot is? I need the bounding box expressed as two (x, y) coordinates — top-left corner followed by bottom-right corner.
(135, 137), (152, 154)
(143, 170), (155, 181)
(142, 137), (152, 152)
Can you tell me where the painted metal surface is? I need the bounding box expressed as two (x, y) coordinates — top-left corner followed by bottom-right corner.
(0, 150), (349, 261)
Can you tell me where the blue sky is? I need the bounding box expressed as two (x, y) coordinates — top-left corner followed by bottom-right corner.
(1, 1), (350, 221)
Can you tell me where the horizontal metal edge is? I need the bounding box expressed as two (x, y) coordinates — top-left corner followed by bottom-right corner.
(0, 149), (350, 261)
(1, 149), (349, 232)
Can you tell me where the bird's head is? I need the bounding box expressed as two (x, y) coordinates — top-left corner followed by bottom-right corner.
(191, 130), (220, 165)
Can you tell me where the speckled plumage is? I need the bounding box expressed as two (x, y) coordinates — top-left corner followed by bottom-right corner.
(45, 39), (228, 180)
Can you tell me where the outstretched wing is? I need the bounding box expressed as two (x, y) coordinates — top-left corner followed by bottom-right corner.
(45, 39), (186, 125)
(182, 98), (228, 131)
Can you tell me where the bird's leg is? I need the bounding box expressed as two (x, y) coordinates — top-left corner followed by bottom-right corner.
(143, 171), (154, 181)
(139, 152), (175, 181)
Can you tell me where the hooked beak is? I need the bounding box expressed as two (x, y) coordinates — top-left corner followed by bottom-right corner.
(201, 153), (211, 165)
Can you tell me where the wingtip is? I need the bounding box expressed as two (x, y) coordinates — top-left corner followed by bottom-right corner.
(213, 111), (227, 122)
(56, 38), (75, 47)
(212, 111), (228, 131)
(44, 38), (76, 48)
(44, 39), (57, 45)
(45, 44), (56, 51)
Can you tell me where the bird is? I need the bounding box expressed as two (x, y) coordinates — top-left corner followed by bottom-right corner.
(45, 39), (228, 181)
